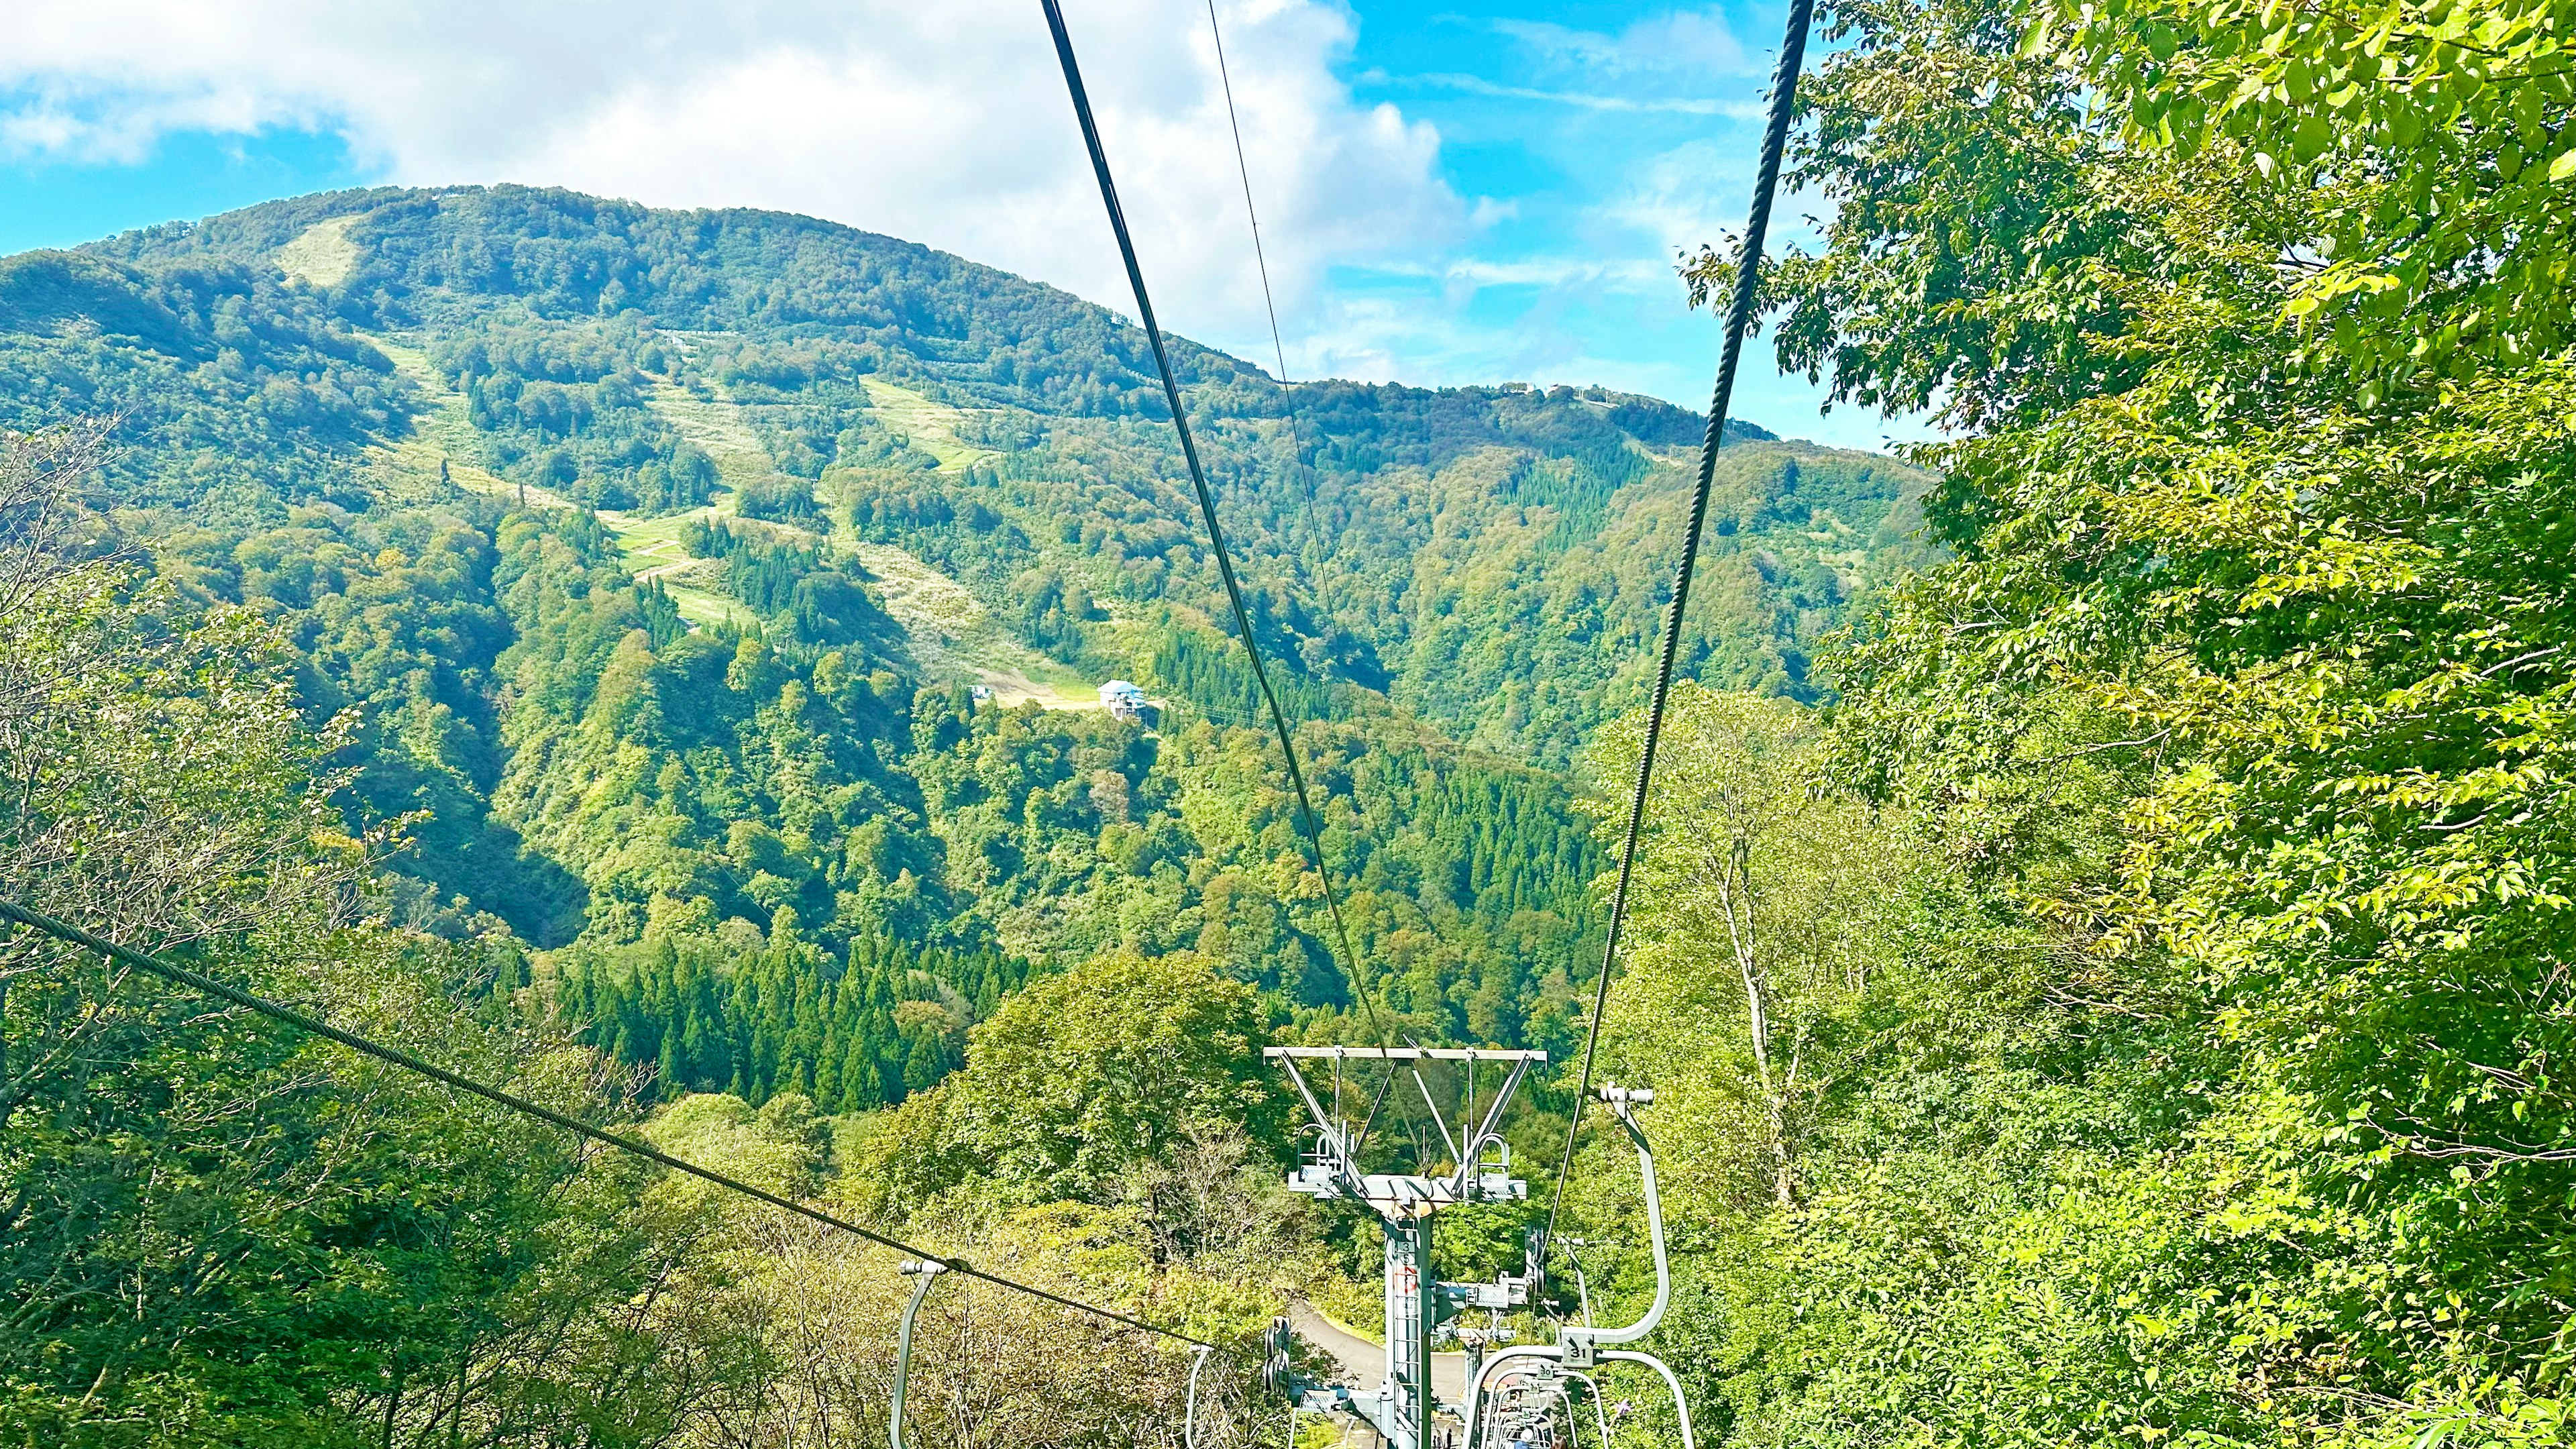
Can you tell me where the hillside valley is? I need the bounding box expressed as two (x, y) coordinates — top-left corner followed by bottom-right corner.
(0, 185), (1931, 1097)
(6, 0), (2571, 1440)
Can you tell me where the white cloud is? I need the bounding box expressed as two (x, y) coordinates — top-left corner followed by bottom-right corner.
(0, 0), (1462, 352)
(1610, 137), (1763, 256)
(1496, 8), (1751, 81)
(1407, 72), (1759, 116)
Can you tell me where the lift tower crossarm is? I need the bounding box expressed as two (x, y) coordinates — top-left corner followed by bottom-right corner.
(1266, 1047), (1548, 1063)
(1269, 1046), (1544, 1449)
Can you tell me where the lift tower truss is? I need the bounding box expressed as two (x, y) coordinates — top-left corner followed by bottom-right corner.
(1267, 1046), (1545, 1449)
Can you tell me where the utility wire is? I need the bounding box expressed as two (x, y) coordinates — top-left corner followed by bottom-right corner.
(1534, 0), (1821, 1287)
(1197, 2), (1419, 1098)
(0, 895), (1218, 1352)
(1202, 0), (1322, 520)
(1041, 0), (1389, 1049)
(1196, 7), (1506, 1186)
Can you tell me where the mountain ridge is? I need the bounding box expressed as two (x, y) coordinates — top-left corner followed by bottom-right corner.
(72, 182), (1774, 443)
(0, 185), (1935, 1067)
(2, 184), (1925, 764)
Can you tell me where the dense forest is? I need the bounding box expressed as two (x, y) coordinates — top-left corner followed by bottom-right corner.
(0, 175), (1921, 1114)
(13, 180), (1930, 763)
(5, 0), (2573, 1442)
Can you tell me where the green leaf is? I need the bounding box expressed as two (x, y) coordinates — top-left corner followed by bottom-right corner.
(2550, 148), (2576, 183)
(2293, 114), (2334, 161)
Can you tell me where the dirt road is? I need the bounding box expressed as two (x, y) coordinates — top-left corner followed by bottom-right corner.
(1285, 1301), (1471, 1405)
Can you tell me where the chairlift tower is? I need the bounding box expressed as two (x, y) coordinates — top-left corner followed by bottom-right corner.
(1266, 1045), (1545, 1449)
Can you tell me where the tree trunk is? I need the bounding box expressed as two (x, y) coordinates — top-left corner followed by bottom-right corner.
(1714, 836), (1794, 1205)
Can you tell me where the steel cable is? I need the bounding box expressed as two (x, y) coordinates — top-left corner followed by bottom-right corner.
(1534, 0), (1821, 1285)
(1040, 0), (1389, 1046)
(1203, 0), (1323, 522)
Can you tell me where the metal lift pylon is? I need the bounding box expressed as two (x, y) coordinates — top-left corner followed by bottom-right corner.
(1265, 1046), (1546, 1449)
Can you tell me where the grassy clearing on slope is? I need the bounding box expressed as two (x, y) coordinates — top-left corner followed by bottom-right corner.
(600, 508), (740, 628)
(357, 351), (1090, 672)
(842, 541), (1102, 709)
(645, 382), (771, 486)
(362, 334), (739, 626)
(275, 217), (360, 288)
(833, 387), (1103, 702)
(360, 332), (570, 509)
(861, 379), (998, 471)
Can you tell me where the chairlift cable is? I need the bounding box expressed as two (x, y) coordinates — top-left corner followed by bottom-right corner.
(1532, 0), (1821, 1285)
(0, 896), (1221, 1352)
(1041, 0), (1390, 1048)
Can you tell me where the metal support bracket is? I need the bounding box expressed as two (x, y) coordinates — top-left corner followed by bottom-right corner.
(891, 1258), (949, 1449)
(1185, 1344), (1215, 1449)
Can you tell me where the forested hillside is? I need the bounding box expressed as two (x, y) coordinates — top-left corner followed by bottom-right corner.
(11, 0), (2568, 1438)
(1597, 0), (2576, 1446)
(22, 184), (1929, 759)
(0, 184), (1924, 1099)
(0, 184), (1905, 1445)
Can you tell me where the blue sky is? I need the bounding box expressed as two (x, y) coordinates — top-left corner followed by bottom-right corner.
(0, 126), (372, 258)
(1329, 1), (1911, 445)
(0, 1), (1922, 451)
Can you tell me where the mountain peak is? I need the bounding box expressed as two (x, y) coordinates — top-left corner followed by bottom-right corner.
(74, 184), (1754, 449)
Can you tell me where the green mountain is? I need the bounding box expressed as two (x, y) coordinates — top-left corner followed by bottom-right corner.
(0, 184), (1930, 1099)
(11, 3), (2570, 1435)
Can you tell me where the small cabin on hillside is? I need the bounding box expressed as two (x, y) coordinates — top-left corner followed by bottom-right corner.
(1098, 680), (1148, 722)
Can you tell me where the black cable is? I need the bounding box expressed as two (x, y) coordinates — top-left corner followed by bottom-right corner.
(1041, 0), (1388, 1047)
(1350, 1051), (1397, 1155)
(0, 895), (1218, 1352)
(1533, 0), (1821, 1285)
